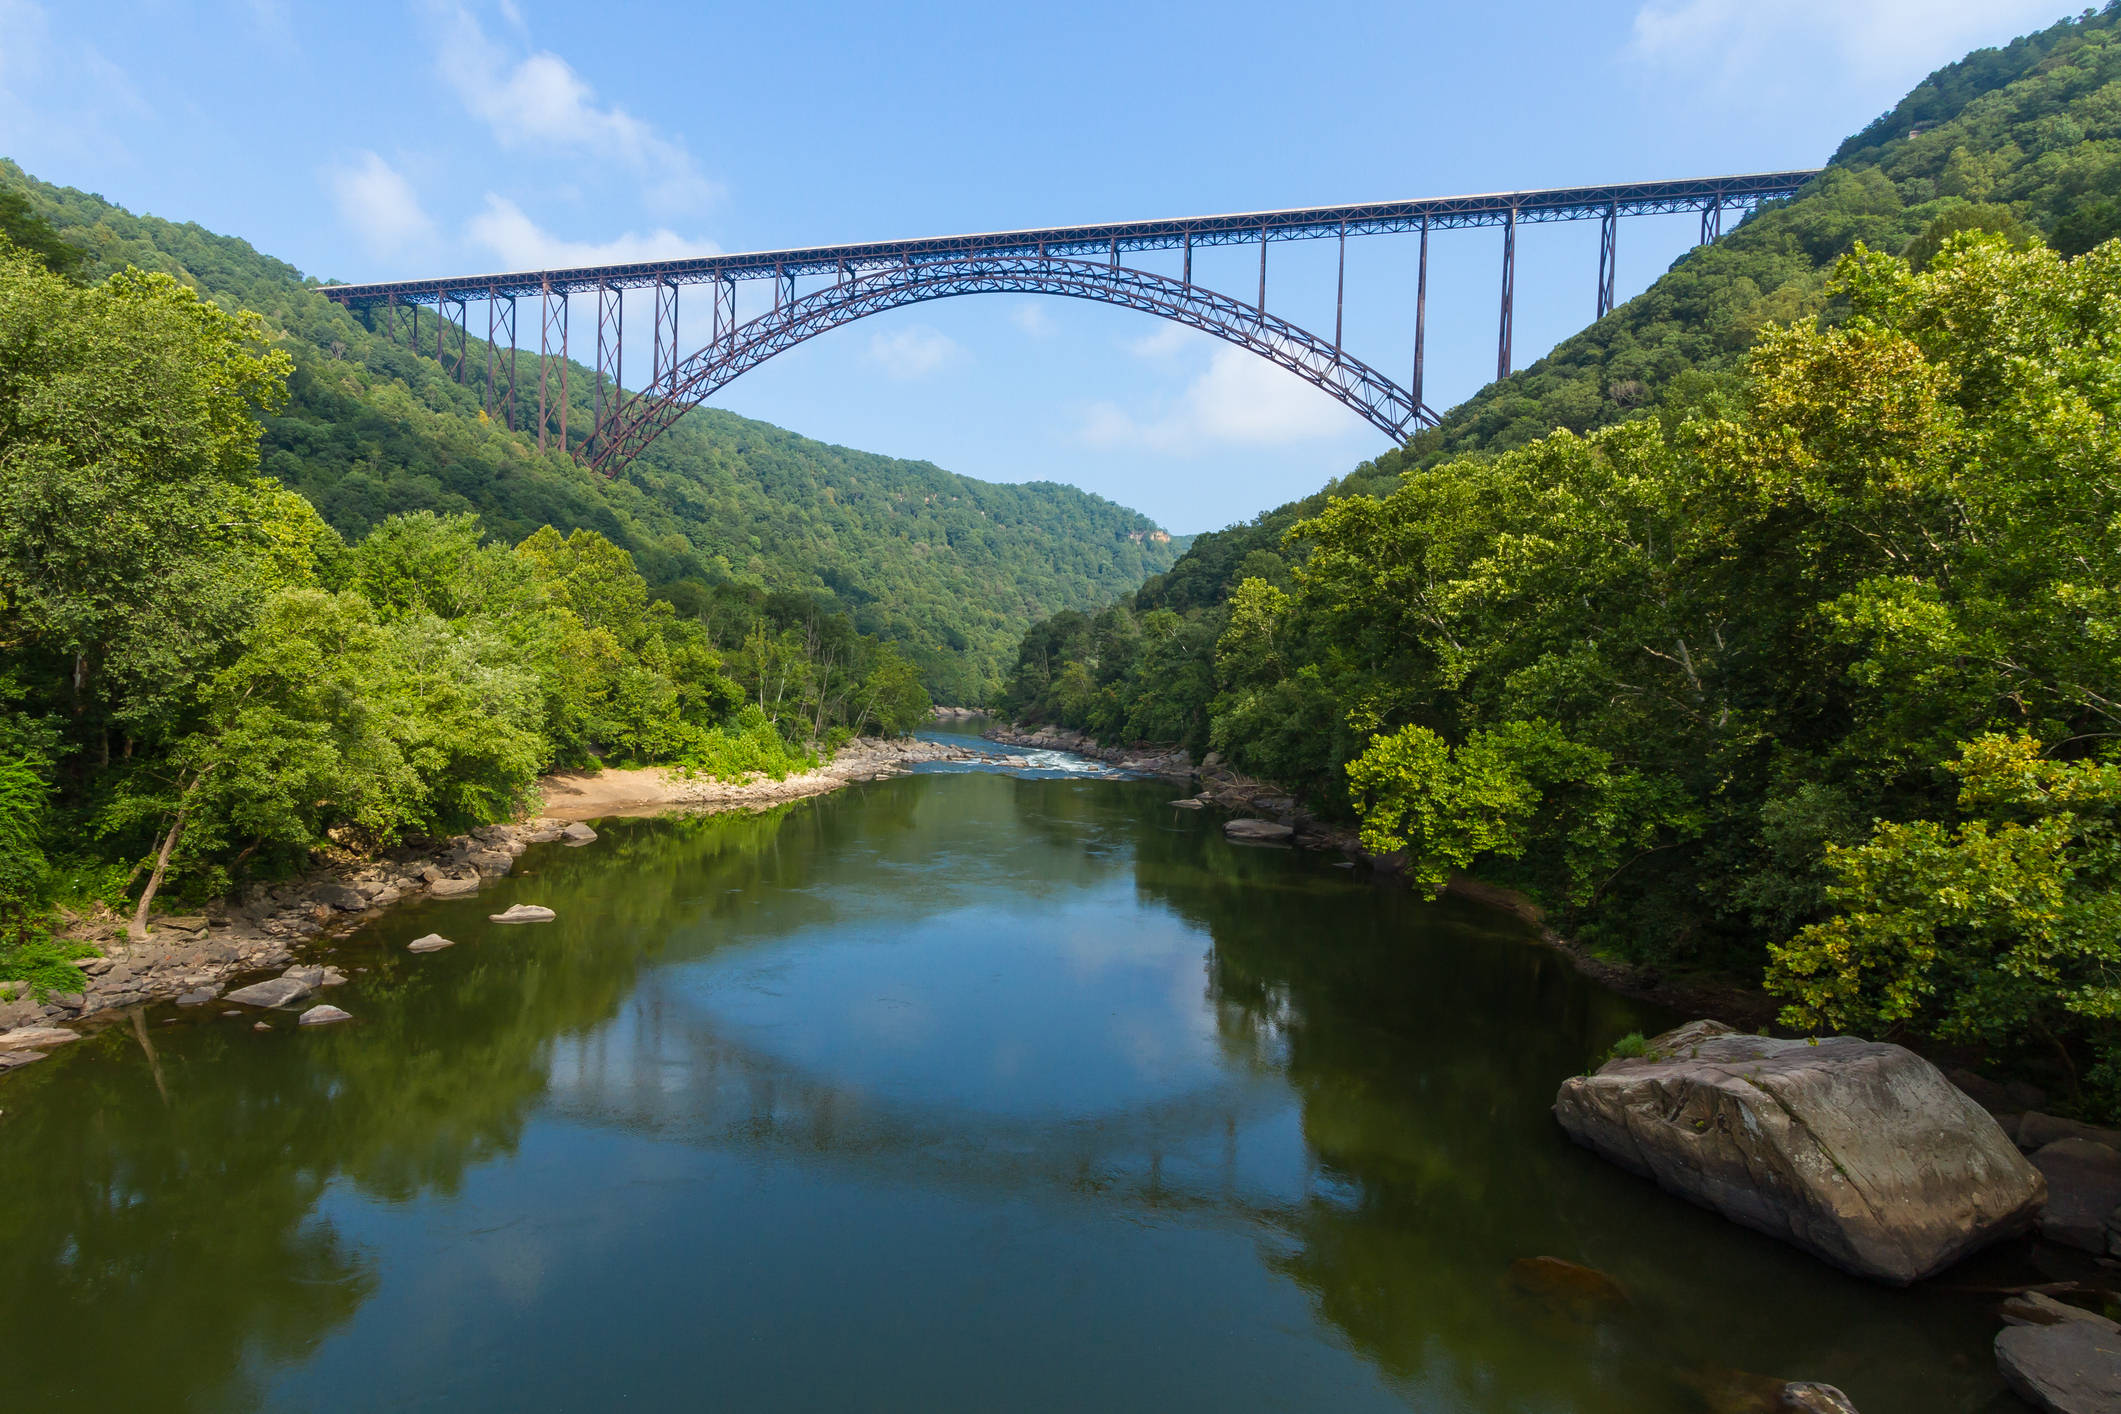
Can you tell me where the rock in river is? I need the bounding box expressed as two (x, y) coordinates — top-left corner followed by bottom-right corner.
(1224, 818), (1294, 843)
(1552, 1020), (2044, 1285)
(0, 1026), (78, 1049)
(224, 977), (313, 1009)
(428, 876), (481, 898)
(559, 822), (598, 845)
(1996, 1321), (2121, 1414)
(489, 904), (555, 924)
(298, 1005), (351, 1026)
(2029, 1138), (2121, 1253)
(407, 933), (455, 953)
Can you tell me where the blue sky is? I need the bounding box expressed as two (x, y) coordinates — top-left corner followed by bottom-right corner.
(0, 0), (2067, 531)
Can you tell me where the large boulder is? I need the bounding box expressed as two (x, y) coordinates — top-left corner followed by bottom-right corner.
(1996, 1322), (2121, 1414)
(1553, 1020), (2043, 1284)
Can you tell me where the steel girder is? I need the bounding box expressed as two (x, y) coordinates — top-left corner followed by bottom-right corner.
(318, 170), (1821, 311)
(588, 255), (1432, 477)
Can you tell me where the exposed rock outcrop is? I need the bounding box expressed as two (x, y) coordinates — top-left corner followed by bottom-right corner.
(1552, 1020), (2044, 1285)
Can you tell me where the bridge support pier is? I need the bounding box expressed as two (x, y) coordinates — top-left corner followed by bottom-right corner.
(1700, 199), (1722, 245)
(653, 279), (680, 388)
(1497, 207), (1516, 381)
(1596, 204), (1618, 320)
(485, 286), (517, 428)
(593, 280), (623, 455)
(1334, 219), (1345, 358)
(1413, 216), (1428, 420)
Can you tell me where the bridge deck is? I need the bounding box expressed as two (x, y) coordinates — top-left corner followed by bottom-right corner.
(320, 170), (1820, 308)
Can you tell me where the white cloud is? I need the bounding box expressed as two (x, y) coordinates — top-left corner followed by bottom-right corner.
(1009, 301), (1054, 336)
(1627, 0), (2062, 96)
(1077, 343), (1371, 455)
(327, 151), (435, 255)
(864, 324), (960, 380)
(1126, 323), (1196, 360)
(430, 3), (716, 213)
(466, 194), (719, 270)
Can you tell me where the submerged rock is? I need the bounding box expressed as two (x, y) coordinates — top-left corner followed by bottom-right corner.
(1552, 1020), (2043, 1285)
(1681, 1367), (1862, 1413)
(1996, 1321), (2121, 1414)
(407, 933), (455, 953)
(224, 977), (313, 1008)
(1505, 1256), (1628, 1320)
(298, 1005), (351, 1026)
(175, 987), (219, 1007)
(1223, 818), (1294, 843)
(0, 1049), (46, 1071)
(489, 904), (555, 924)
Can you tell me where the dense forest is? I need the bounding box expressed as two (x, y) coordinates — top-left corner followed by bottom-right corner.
(0, 159), (1184, 705)
(0, 223), (940, 990)
(998, 7), (2121, 1111)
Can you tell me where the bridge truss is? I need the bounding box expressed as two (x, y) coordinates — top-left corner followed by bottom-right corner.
(320, 170), (1819, 477)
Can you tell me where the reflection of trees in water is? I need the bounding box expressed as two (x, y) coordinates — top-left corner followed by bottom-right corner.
(1122, 801), (2000, 1414)
(0, 802), (817, 1407)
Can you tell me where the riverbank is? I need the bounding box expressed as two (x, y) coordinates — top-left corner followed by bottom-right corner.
(0, 736), (992, 1061)
(539, 735), (998, 818)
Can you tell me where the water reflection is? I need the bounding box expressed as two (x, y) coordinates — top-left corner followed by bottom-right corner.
(0, 773), (2012, 1412)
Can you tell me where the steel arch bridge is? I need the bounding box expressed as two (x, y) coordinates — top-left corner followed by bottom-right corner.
(320, 170), (1820, 478)
(595, 254), (1418, 472)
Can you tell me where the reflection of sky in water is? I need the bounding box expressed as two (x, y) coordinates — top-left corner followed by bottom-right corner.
(676, 889), (1222, 1114)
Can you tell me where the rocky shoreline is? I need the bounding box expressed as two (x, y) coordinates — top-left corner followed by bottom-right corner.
(0, 815), (593, 1067)
(0, 736), (994, 1072)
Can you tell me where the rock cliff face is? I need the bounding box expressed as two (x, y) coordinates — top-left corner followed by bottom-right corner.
(1553, 1020), (2044, 1285)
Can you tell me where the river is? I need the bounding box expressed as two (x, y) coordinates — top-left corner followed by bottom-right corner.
(0, 722), (2016, 1411)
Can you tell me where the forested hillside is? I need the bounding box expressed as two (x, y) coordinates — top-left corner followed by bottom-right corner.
(1418, 6), (2121, 461)
(0, 160), (1182, 702)
(997, 7), (2121, 1111)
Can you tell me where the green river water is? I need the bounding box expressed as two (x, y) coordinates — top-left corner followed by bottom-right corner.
(0, 726), (2025, 1411)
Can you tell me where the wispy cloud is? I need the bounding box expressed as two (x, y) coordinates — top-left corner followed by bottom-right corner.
(429, 2), (717, 214)
(1627, 0), (2061, 98)
(466, 194), (719, 269)
(865, 324), (961, 380)
(327, 151), (435, 255)
(1009, 301), (1054, 336)
(1078, 337), (1370, 454)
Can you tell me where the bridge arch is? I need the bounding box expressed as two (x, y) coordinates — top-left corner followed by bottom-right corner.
(589, 255), (1425, 476)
